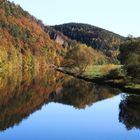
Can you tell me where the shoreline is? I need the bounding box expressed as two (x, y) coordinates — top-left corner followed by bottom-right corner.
(56, 67), (140, 94)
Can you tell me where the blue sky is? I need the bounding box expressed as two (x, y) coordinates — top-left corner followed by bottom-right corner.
(9, 0), (140, 37)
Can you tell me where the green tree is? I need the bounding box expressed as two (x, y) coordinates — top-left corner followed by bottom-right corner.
(119, 39), (140, 82)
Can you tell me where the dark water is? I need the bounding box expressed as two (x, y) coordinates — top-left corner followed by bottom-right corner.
(0, 70), (140, 140)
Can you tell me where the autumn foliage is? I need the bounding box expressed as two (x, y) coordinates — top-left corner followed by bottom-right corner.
(0, 0), (62, 73)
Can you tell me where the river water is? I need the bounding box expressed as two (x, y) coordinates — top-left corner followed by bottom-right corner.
(0, 70), (140, 140)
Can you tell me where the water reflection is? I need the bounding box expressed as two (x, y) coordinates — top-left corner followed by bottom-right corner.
(0, 69), (64, 131)
(0, 69), (120, 131)
(52, 78), (119, 109)
(119, 94), (140, 130)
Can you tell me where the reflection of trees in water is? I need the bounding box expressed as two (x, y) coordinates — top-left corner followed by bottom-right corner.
(0, 70), (64, 131)
(119, 94), (140, 130)
(53, 78), (119, 109)
(0, 70), (119, 131)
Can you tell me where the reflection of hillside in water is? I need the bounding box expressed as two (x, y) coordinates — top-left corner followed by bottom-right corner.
(0, 70), (119, 131)
(0, 69), (64, 131)
(119, 94), (140, 130)
(52, 78), (119, 109)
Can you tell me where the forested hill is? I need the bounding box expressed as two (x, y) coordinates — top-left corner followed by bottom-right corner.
(0, 0), (62, 72)
(52, 23), (125, 60)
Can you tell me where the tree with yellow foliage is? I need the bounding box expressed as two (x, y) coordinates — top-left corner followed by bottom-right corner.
(62, 44), (94, 74)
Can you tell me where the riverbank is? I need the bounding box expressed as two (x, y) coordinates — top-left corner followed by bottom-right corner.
(56, 67), (140, 94)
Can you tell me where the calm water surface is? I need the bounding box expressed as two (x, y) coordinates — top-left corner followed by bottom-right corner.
(0, 70), (140, 140)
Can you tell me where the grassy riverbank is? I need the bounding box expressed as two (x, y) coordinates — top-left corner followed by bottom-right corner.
(56, 65), (140, 94)
(82, 65), (121, 78)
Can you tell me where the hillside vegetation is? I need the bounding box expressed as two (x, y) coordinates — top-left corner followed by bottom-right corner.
(120, 39), (140, 83)
(0, 0), (62, 73)
(53, 23), (125, 63)
(0, 0), (139, 91)
(0, 0), (110, 75)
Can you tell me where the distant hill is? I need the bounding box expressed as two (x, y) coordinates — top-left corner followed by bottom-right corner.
(45, 26), (78, 48)
(45, 26), (109, 65)
(52, 23), (125, 62)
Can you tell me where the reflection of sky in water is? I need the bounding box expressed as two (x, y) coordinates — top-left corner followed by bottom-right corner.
(0, 94), (139, 140)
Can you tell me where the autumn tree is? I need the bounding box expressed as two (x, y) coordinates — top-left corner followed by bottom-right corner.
(0, 0), (63, 73)
(62, 44), (94, 74)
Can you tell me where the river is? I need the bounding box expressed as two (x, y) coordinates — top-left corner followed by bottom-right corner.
(0, 69), (140, 140)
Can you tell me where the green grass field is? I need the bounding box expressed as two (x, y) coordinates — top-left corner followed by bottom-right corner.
(83, 64), (122, 78)
(60, 64), (140, 91)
